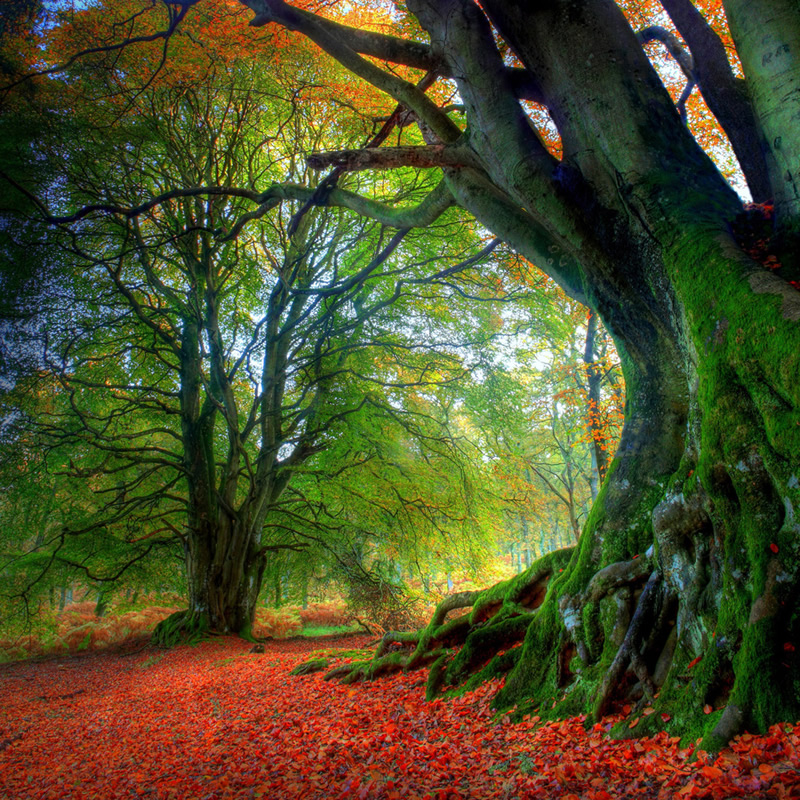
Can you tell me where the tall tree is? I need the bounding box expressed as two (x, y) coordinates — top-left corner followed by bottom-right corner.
(0, 0), (520, 640)
(225, 0), (800, 745)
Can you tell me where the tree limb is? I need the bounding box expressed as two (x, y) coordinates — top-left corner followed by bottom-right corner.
(239, 0), (461, 144)
(307, 144), (480, 172)
(656, 0), (771, 202)
(243, 1), (545, 103)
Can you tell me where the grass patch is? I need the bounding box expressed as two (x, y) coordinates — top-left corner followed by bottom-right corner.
(299, 623), (363, 638)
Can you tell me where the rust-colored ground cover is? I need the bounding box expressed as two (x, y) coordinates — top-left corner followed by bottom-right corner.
(1, 635), (799, 799)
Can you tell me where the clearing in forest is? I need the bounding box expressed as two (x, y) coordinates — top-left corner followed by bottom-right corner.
(1, 635), (799, 799)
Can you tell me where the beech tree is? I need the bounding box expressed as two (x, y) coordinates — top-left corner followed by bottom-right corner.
(220, 0), (800, 746)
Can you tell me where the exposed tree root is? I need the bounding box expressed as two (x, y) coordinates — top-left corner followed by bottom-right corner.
(301, 549), (573, 695)
(289, 659), (329, 676)
(151, 610), (211, 647)
(592, 570), (662, 720)
(443, 615), (532, 687)
(293, 543), (690, 740)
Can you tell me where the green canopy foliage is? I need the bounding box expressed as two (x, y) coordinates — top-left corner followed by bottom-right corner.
(0, 0), (616, 638)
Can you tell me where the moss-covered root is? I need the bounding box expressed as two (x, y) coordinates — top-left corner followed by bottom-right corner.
(443, 615), (533, 689)
(591, 570), (663, 721)
(316, 552), (574, 694)
(374, 630), (421, 658)
(151, 609), (211, 647)
(289, 658), (330, 676)
(323, 650), (427, 684)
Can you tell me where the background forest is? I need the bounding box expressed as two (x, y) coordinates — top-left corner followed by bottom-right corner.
(0, 0), (622, 656)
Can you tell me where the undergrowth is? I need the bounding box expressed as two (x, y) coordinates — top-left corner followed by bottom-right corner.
(0, 600), (355, 663)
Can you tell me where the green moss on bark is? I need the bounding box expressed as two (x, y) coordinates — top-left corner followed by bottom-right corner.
(444, 615), (532, 686)
(151, 609), (211, 647)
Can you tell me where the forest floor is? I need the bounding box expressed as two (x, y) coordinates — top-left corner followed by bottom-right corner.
(1, 634), (799, 800)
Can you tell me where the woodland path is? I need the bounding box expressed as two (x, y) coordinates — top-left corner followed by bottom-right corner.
(1, 635), (798, 799)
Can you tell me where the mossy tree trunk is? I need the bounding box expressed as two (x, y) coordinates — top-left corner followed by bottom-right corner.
(252, 0), (800, 744)
(152, 229), (299, 644)
(496, 219), (800, 747)
(178, 518), (267, 638)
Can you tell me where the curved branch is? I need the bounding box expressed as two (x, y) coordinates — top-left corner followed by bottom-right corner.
(442, 166), (587, 303)
(51, 542), (164, 583)
(637, 25), (696, 124)
(0, 173), (264, 224)
(243, 1), (545, 103)
(4, 172), (454, 239)
(324, 179), (456, 229)
(248, 2), (439, 70)
(240, 0), (461, 144)
(637, 25), (695, 79)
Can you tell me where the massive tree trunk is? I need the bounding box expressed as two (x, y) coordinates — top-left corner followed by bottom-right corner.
(494, 216), (800, 748)
(179, 517), (267, 637)
(152, 314), (268, 641)
(254, 0), (800, 744)
(454, 0), (800, 738)
(152, 291), (285, 642)
(152, 204), (312, 643)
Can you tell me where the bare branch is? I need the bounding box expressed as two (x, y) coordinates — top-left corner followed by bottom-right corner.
(0, 175), (262, 224)
(1, 0), (197, 94)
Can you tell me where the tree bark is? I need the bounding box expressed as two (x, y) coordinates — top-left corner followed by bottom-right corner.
(183, 518), (266, 635)
(724, 0), (800, 263)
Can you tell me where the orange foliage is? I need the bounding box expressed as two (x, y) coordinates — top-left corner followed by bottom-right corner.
(253, 606), (303, 639)
(0, 604), (181, 662)
(298, 601), (351, 629)
(41, 0), (399, 131)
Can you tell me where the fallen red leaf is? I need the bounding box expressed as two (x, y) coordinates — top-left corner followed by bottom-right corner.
(1, 634), (799, 800)
(701, 765), (723, 779)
